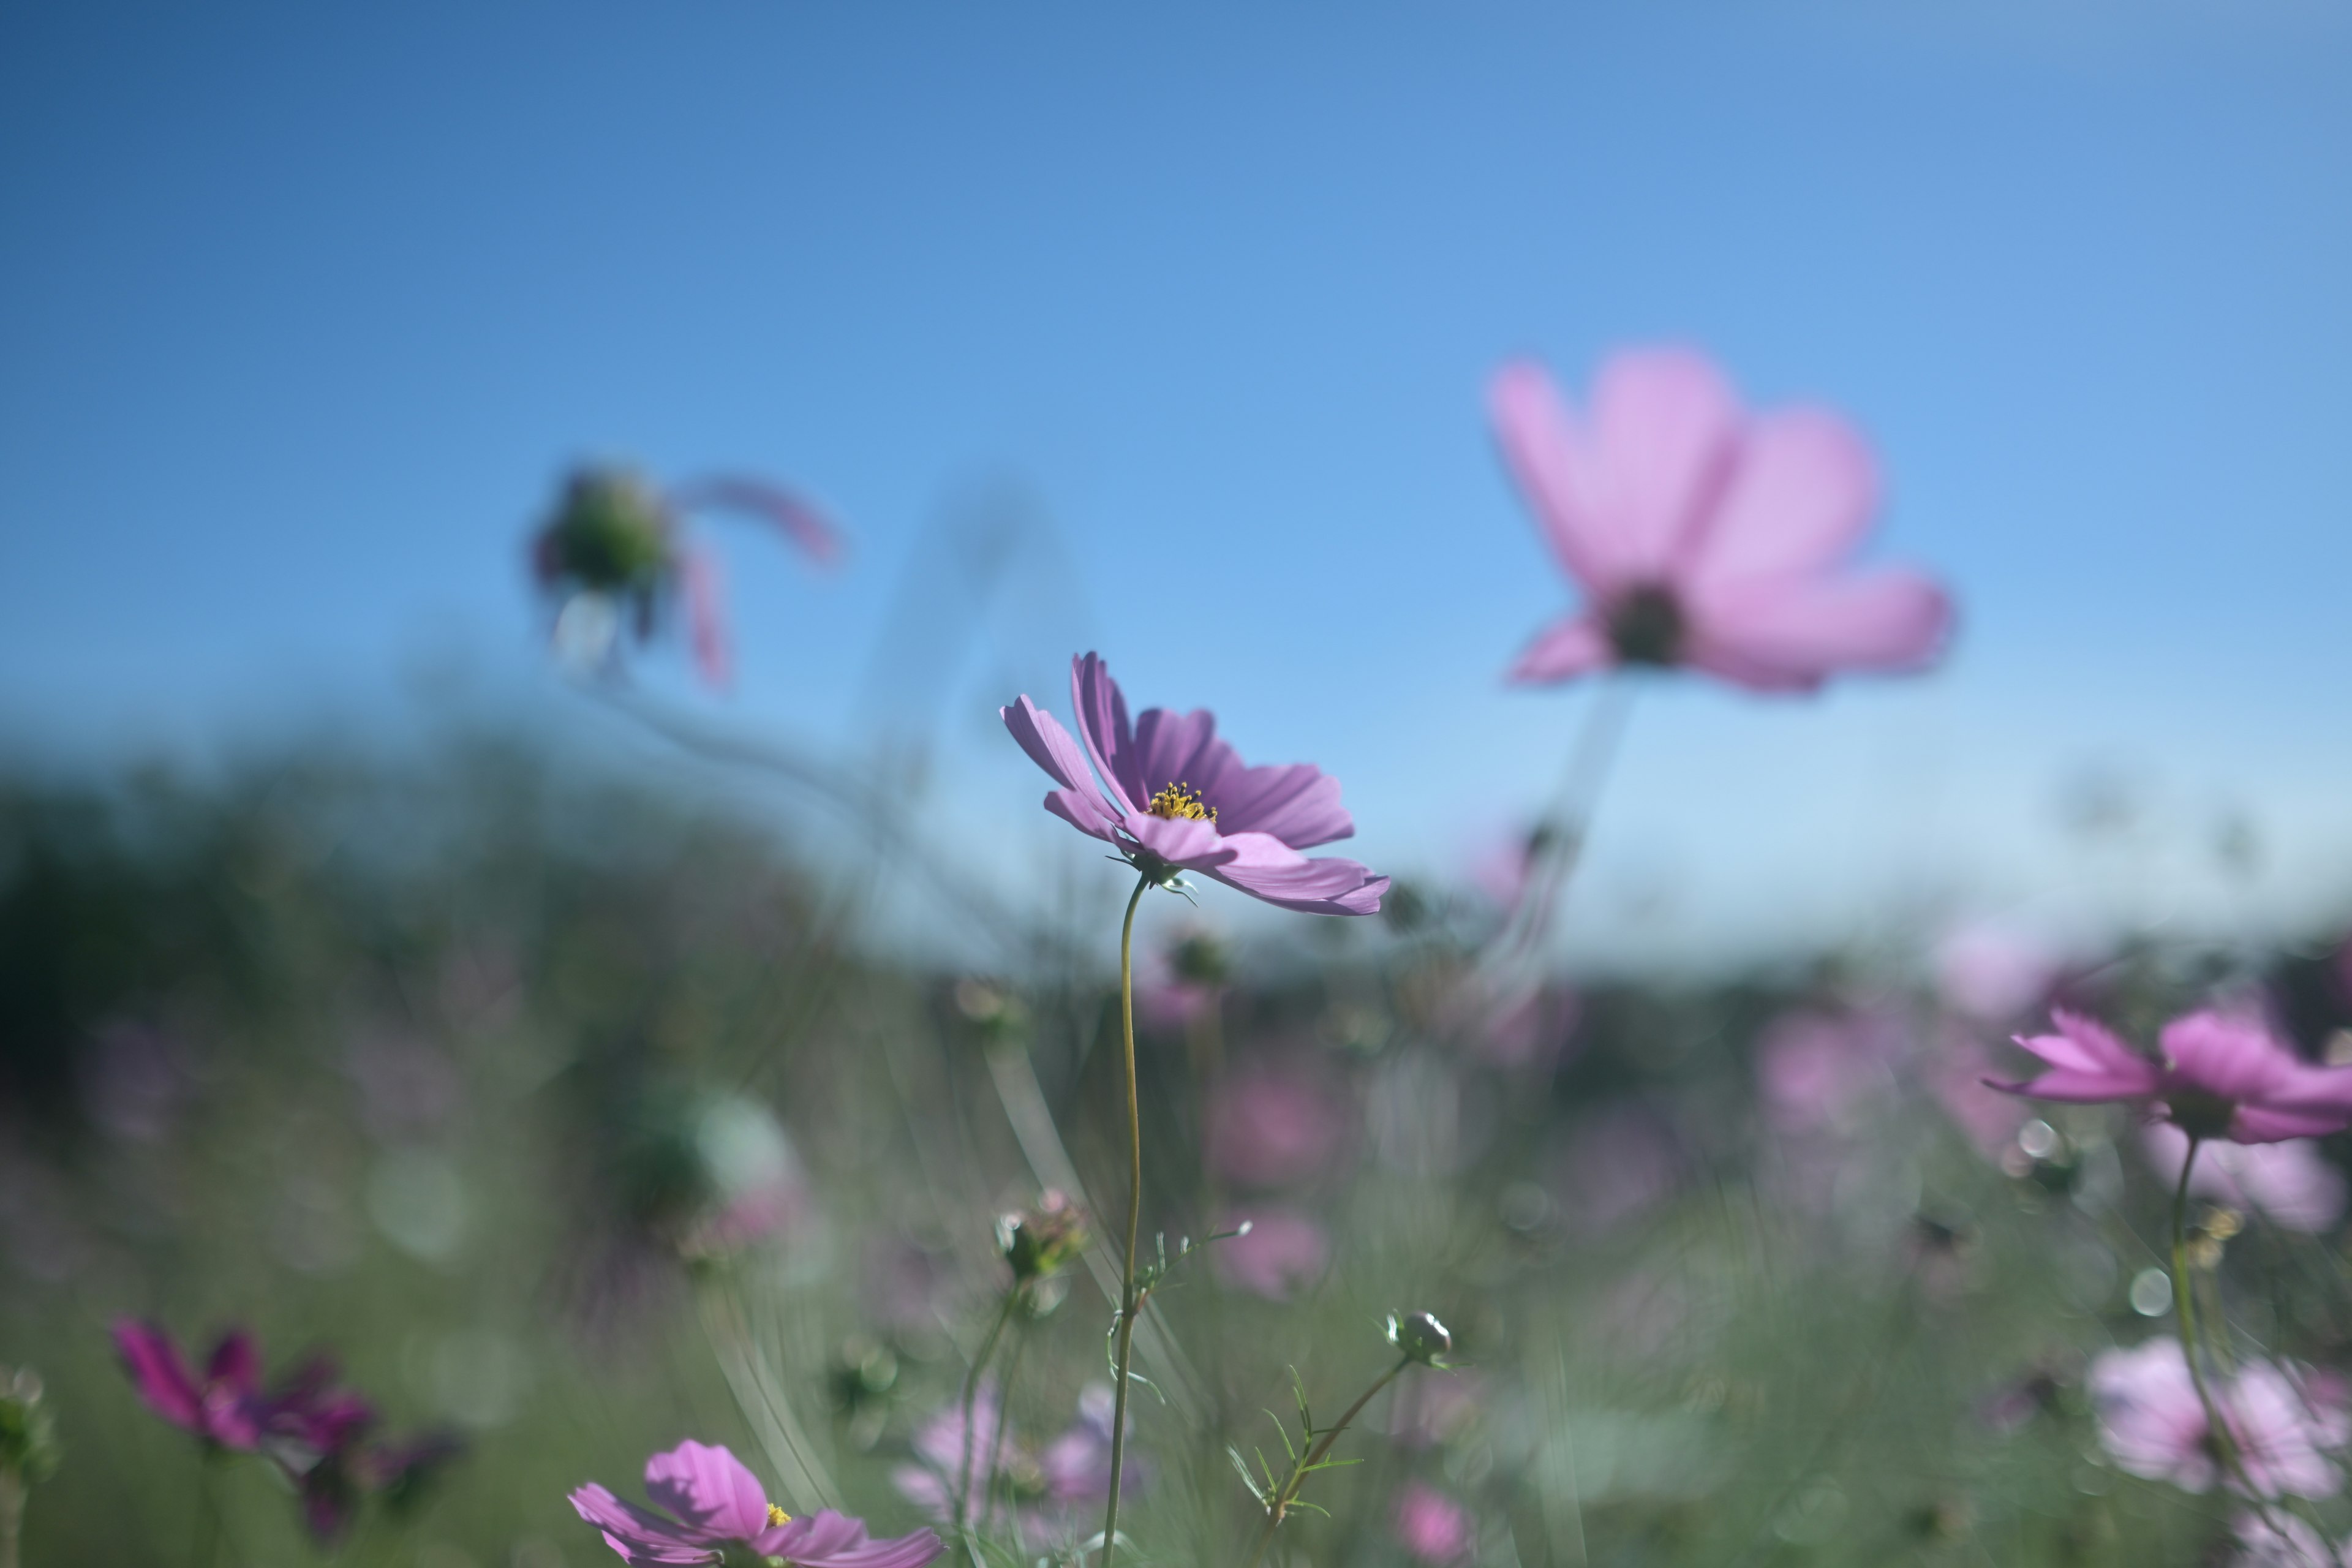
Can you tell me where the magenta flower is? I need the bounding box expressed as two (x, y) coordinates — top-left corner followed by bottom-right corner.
(2144, 1125), (2348, 1234)
(1393, 1482), (1474, 1564)
(891, 1383), (1136, 1544)
(2090, 1338), (2348, 1498)
(111, 1321), (265, 1450)
(1992, 1008), (2352, 1144)
(1490, 349), (1951, 690)
(1001, 654), (1387, 915)
(572, 1439), (941, 1567)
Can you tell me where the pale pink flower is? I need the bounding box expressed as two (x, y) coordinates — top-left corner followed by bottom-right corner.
(1928, 1026), (2032, 1158)
(1210, 1208), (1329, 1301)
(1491, 349), (1951, 691)
(1389, 1372), (1480, 1450)
(1204, 1064), (1347, 1189)
(1755, 1010), (1900, 1136)
(2090, 1338), (2348, 1498)
(1996, 1008), (2352, 1144)
(1934, 922), (2064, 1022)
(2234, 1512), (2352, 1567)
(1393, 1481), (1474, 1564)
(2144, 1125), (2348, 1234)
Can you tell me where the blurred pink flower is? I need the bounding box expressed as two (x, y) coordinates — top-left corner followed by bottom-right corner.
(1204, 1063), (1347, 1189)
(2235, 1512), (2352, 1567)
(1464, 979), (1581, 1073)
(1549, 1105), (1683, 1232)
(1995, 1008), (2352, 1145)
(1934, 922), (2063, 1022)
(2143, 1125), (2348, 1234)
(1393, 1481), (1474, 1564)
(1490, 349), (1951, 691)
(1389, 1371), (1480, 1449)
(1136, 929), (1228, 1032)
(112, 1321), (265, 1450)
(1928, 1026), (2032, 1157)
(1211, 1208), (1329, 1301)
(1755, 1010), (1901, 1136)
(2090, 1338), (2348, 1498)
(892, 1382), (1136, 1542)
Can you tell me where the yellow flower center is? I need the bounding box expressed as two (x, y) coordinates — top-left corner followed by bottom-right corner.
(1147, 782), (1216, 823)
(767, 1504), (792, 1528)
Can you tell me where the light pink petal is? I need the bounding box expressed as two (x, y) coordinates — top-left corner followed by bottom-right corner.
(1210, 762), (1352, 848)
(1123, 812), (1235, 869)
(1490, 362), (1621, 595)
(1506, 615), (1614, 685)
(1210, 835), (1385, 915)
(1681, 408), (1878, 589)
(2027, 1011), (2149, 1077)
(568, 1485), (715, 1562)
(1129, 707), (1235, 802)
(2230, 1104), (2352, 1145)
(680, 548), (733, 690)
(671, 475), (845, 565)
(1585, 348), (1745, 579)
(1688, 569), (1951, 684)
(1071, 653), (1145, 815)
(2160, 1011), (2299, 1102)
(643, 1441), (769, 1544)
(1042, 788), (1121, 843)
(1002, 696), (1118, 824)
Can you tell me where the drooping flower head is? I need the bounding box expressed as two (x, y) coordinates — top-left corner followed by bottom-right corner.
(111, 1321), (266, 1450)
(1490, 350), (1951, 691)
(531, 464), (842, 689)
(1001, 654), (1387, 915)
(572, 1439), (942, 1567)
(1992, 1008), (2352, 1145)
(2089, 1338), (2348, 1498)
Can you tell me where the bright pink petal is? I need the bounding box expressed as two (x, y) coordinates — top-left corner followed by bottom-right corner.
(672, 475), (845, 566)
(1506, 615), (1614, 685)
(568, 1485), (716, 1563)
(205, 1332), (260, 1396)
(1208, 762), (1352, 849)
(1689, 570), (1951, 684)
(643, 1441), (770, 1544)
(2160, 1011), (2299, 1102)
(680, 548), (733, 690)
(112, 1321), (203, 1429)
(1680, 408), (1877, 589)
(1003, 698), (1118, 820)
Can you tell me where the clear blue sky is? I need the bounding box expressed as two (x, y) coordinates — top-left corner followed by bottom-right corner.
(4, 1), (2348, 963)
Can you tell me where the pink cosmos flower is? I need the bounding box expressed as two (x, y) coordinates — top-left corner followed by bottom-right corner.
(571, 1439), (941, 1567)
(1755, 1009), (1901, 1137)
(2144, 1125), (2348, 1234)
(1204, 1063), (1348, 1189)
(2089, 1338), (2348, 1498)
(1001, 654), (1387, 916)
(1490, 349), (1951, 690)
(1992, 1008), (2352, 1144)
(1393, 1482), (1474, 1564)
(2235, 1512), (2352, 1567)
(532, 466), (842, 690)
(1928, 1027), (2032, 1158)
(112, 1321), (265, 1449)
(1210, 1208), (1330, 1301)
(1934, 922), (2064, 1022)
(891, 1383), (1136, 1544)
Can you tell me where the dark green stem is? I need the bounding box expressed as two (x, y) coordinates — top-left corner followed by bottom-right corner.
(1099, 872), (1152, 1568)
(1239, 1356), (1411, 1568)
(1, 1466), (23, 1568)
(954, 1292), (1020, 1532)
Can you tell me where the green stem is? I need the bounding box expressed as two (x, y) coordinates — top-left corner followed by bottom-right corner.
(982, 1315), (1033, 1539)
(1, 1466), (23, 1568)
(1239, 1357), (1411, 1568)
(954, 1292), (1020, 1533)
(1099, 872), (1152, 1568)
(193, 1451), (221, 1568)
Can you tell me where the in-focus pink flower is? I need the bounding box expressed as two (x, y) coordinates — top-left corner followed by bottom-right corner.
(1002, 654), (1387, 916)
(1490, 349), (1951, 691)
(1393, 1481), (1474, 1564)
(572, 1439), (941, 1567)
(2089, 1338), (2348, 1498)
(2143, 1125), (2348, 1234)
(1204, 1063), (1347, 1189)
(1210, 1208), (1330, 1301)
(112, 1321), (265, 1450)
(1994, 1008), (2352, 1145)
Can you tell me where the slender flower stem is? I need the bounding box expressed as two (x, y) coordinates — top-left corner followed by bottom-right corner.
(0, 1467), (23, 1568)
(1099, 871), (1153, 1568)
(1239, 1355), (1411, 1568)
(954, 1292), (1020, 1533)
(982, 1316), (1033, 1539)
(1490, 678), (1635, 971)
(194, 1451), (221, 1568)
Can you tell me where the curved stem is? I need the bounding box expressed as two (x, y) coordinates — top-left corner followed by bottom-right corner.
(1099, 871), (1153, 1568)
(1240, 1357), (1411, 1568)
(954, 1292), (1019, 1533)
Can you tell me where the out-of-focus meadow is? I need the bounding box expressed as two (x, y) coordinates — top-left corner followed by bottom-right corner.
(9, 6), (2352, 1568)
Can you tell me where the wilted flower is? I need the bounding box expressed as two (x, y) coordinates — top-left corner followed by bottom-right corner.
(573, 1439), (941, 1567)
(530, 464), (841, 689)
(2144, 1125), (2348, 1234)
(1490, 349), (1951, 690)
(1001, 653), (1387, 915)
(1204, 1063), (1348, 1189)
(1387, 1311), (1455, 1368)
(891, 1384), (1136, 1544)
(111, 1322), (265, 1450)
(1393, 1481), (1474, 1563)
(997, 1191), (1087, 1285)
(2089, 1338), (2348, 1498)
(1994, 1009), (2352, 1144)
(1211, 1208), (1330, 1302)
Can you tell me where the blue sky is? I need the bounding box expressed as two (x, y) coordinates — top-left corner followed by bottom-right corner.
(4, 1), (2349, 964)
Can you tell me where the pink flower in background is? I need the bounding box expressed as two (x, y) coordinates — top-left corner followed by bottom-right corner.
(1928, 1027), (2032, 1157)
(1490, 349), (1951, 691)
(1211, 1208), (1330, 1301)
(2235, 1512), (2352, 1567)
(1550, 1105), (1684, 1233)
(1393, 1481), (1474, 1563)
(1001, 654), (1387, 916)
(1464, 979), (1581, 1073)
(2089, 1338), (2349, 1498)
(112, 1321), (265, 1449)
(1934, 922), (2064, 1022)
(1994, 1009), (2352, 1144)
(1136, 927), (1229, 1031)
(2144, 1125), (2348, 1234)
(573, 1439), (941, 1567)
(1205, 1063), (1347, 1189)
(1390, 1371), (1480, 1449)
(891, 1383), (1136, 1541)
(1755, 1010), (1901, 1136)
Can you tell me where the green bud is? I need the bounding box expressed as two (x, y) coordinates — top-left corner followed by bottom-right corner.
(997, 1191), (1088, 1285)
(1386, 1311), (1454, 1367)
(0, 1365), (59, 1483)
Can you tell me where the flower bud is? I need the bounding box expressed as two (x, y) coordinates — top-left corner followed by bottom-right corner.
(997, 1191), (1088, 1285)
(0, 1364), (61, 1483)
(533, 467), (676, 597)
(1387, 1310), (1453, 1367)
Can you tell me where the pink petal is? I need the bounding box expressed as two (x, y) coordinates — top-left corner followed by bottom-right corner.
(643, 1441), (770, 1544)
(671, 475), (845, 566)
(1490, 362), (1622, 596)
(1506, 616), (1613, 685)
(1680, 408), (1878, 589)
(1689, 569), (1951, 684)
(1129, 707), (1233, 804)
(112, 1321), (203, 1428)
(1002, 696), (1117, 823)
(1071, 653), (1144, 815)
(1209, 762), (1353, 849)
(680, 548), (733, 690)
(1585, 348), (1744, 581)
(1123, 812), (1234, 869)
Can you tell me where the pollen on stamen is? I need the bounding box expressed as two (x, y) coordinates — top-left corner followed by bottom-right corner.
(767, 1504), (791, 1527)
(1147, 782), (1216, 823)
